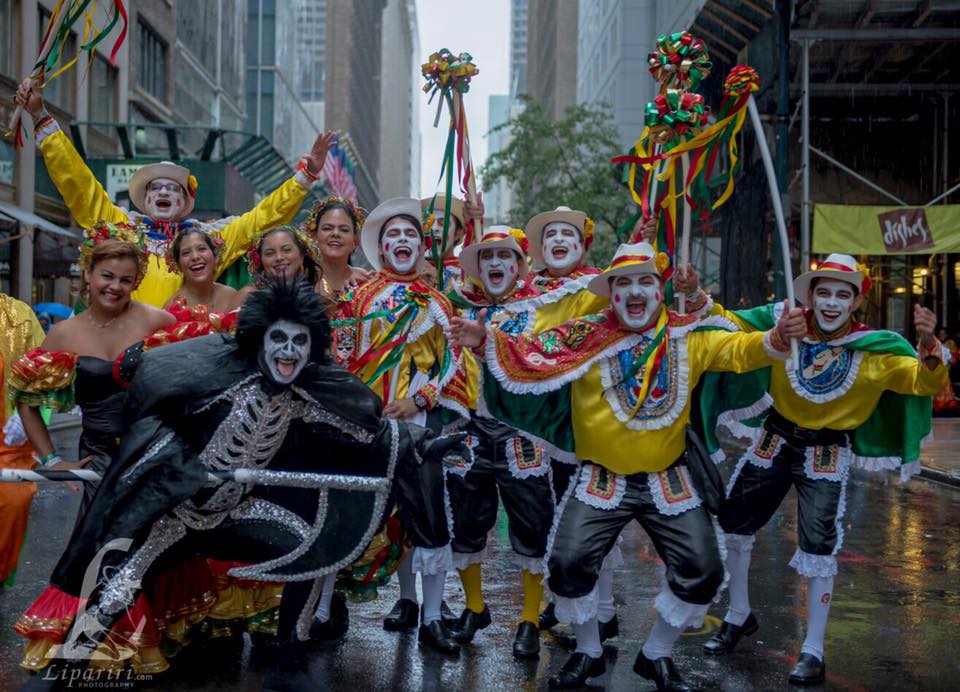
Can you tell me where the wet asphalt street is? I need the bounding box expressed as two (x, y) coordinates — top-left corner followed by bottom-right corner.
(1, 422), (959, 691)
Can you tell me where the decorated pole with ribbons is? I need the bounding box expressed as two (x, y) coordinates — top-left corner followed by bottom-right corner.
(421, 48), (480, 290)
(6, 0), (128, 148)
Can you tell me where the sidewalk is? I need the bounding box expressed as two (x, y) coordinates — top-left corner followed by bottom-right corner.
(920, 417), (960, 487)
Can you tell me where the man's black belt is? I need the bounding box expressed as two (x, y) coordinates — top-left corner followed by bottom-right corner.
(764, 409), (849, 447)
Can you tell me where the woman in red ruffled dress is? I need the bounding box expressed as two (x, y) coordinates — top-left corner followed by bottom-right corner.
(12, 223), (220, 675)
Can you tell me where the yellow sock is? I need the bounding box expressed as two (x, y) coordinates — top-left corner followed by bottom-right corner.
(520, 568), (544, 625)
(458, 562), (485, 613)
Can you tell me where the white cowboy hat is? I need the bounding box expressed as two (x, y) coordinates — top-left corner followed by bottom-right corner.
(128, 161), (195, 218)
(525, 206), (588, 265)
(793, 253), (868, 307)
(360, 197), (423, 271)
(587, 242), (668, 298)
(459, 225), (530, 282)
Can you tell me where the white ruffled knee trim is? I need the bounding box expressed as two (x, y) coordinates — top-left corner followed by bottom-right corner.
(601, 542), (625, 570)
(788, 548), (837, 578)
(452, 549), (484, 571)
(411, 544), (453, 575)
(517, 554), (546, 575)
(654, 587), (710, 629)
(724, 532), (756, 553)
(554, 584), (599, 625)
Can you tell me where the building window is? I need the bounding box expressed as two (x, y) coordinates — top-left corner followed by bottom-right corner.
(0, 0), (13, 76)
(38, 8), (77, 113)
(138, 21), (167, 102)
(89, 55), (118, 125)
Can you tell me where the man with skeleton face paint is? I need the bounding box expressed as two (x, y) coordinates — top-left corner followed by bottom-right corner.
(15, 79), (334, 309)
(332, 197), (472, 653)
(448, 242), (808, 689)
(689, 253), (949, 686)
(27, 279), (470, 681)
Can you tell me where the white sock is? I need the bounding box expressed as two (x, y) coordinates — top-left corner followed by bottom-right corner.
(313, 571), (337, 622)
(397, 551), (417, 602)
(420, 572), (445, 624)
(641, 614), (683, 661)
(596, 567), (616, 624)
(572, 617), (602, 659)
(724, 540), (754, 627)
(801, 575), (834, 660)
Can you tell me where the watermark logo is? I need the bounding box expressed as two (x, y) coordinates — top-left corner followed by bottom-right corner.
(43, 538), (154, 688)
(878, 208), (935, 252)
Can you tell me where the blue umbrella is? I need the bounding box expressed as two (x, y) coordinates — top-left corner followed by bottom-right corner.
(33, 302), (73, 319)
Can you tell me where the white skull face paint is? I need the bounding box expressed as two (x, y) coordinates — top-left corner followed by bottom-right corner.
(610, 273), (662, 331)
(811, 279), (857, 333)
(479, 247), (520, 297)
(260, 319), (311, 385)
(380, 217), (422, 274)
(143, 177), (186, 221)
(542, 222), (583, 274)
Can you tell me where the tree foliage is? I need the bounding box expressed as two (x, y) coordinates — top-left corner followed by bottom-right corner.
(481, 96), (635, 266)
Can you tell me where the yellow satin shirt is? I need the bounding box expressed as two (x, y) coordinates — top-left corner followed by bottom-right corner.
(39, 128), (310, 308)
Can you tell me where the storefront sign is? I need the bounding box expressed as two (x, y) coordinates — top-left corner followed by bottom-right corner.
(814, 204), (960, 254)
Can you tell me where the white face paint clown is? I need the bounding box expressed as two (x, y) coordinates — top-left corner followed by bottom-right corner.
(610, 273), (663, 331)
(479, 248), (520, 298)
(260, 319), (311, 385)
(541, 222), (584, 274)
(810, 279), (859, 334)
(379, 216), (422, 275)
(143, 177), (187, 221)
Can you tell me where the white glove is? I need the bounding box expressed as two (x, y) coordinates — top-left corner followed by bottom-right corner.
(3, 412), (27, 447)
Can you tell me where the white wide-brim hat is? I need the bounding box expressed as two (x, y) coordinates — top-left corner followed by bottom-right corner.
(460, 225), (530, 282)
(793, 253), (865, 307)
(525, 206), (587, 265)
(587, 241), (667, 298)
(129, 161), (195, 218)
(360, 197), (423, 271)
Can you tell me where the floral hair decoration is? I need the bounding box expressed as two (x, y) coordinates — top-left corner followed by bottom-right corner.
(79, 221), (150, 286)
(303, 195), (368, 236)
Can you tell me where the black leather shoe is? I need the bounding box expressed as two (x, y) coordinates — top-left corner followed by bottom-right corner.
(788, 653), (825, 686)
(383, 598), (419, 631)
(512, 621), (540, 659)
(309, 594), (349, 641)
(703, 613), (758, 655)
(633, 650), (693, 691)
(441, 599), (457, 627)
(599, 614), (619, 642)
(548, 652), (606, 689)
(451, 606), (492, 644)
(418, 620), (461, 656)
(539, 601), (559, 630)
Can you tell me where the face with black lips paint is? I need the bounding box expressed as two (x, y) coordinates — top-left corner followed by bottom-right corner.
(259, 319), (311, 385)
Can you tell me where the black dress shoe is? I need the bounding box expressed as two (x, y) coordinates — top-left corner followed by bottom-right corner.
(633, 650), (693, 691)
(309, 594), (350, 641)
(451, 606), (492, 644)
(418, 620), (461, 656)
(539, 601), (559, 630)
(512, 621), (540, 659)
(548, 652), (606, 689)
(599, 614), (619, 642)
(703, 612), (758, 655)
(441, 599), (457, 627)
(788, 653), (825, 686)
(383, 598), (419, 631)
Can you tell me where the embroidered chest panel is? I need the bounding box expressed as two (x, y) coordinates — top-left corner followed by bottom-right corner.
(789, 342), (862, 402)
(470, 303), (531, 336)
(600, 337), (688, 430)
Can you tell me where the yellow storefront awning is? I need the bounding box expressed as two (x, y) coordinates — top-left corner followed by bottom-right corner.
(813, 204), (960, 255)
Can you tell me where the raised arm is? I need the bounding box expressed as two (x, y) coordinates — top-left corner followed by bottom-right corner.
(213, 132), (336, 274)
(17, 80), (128, 228)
